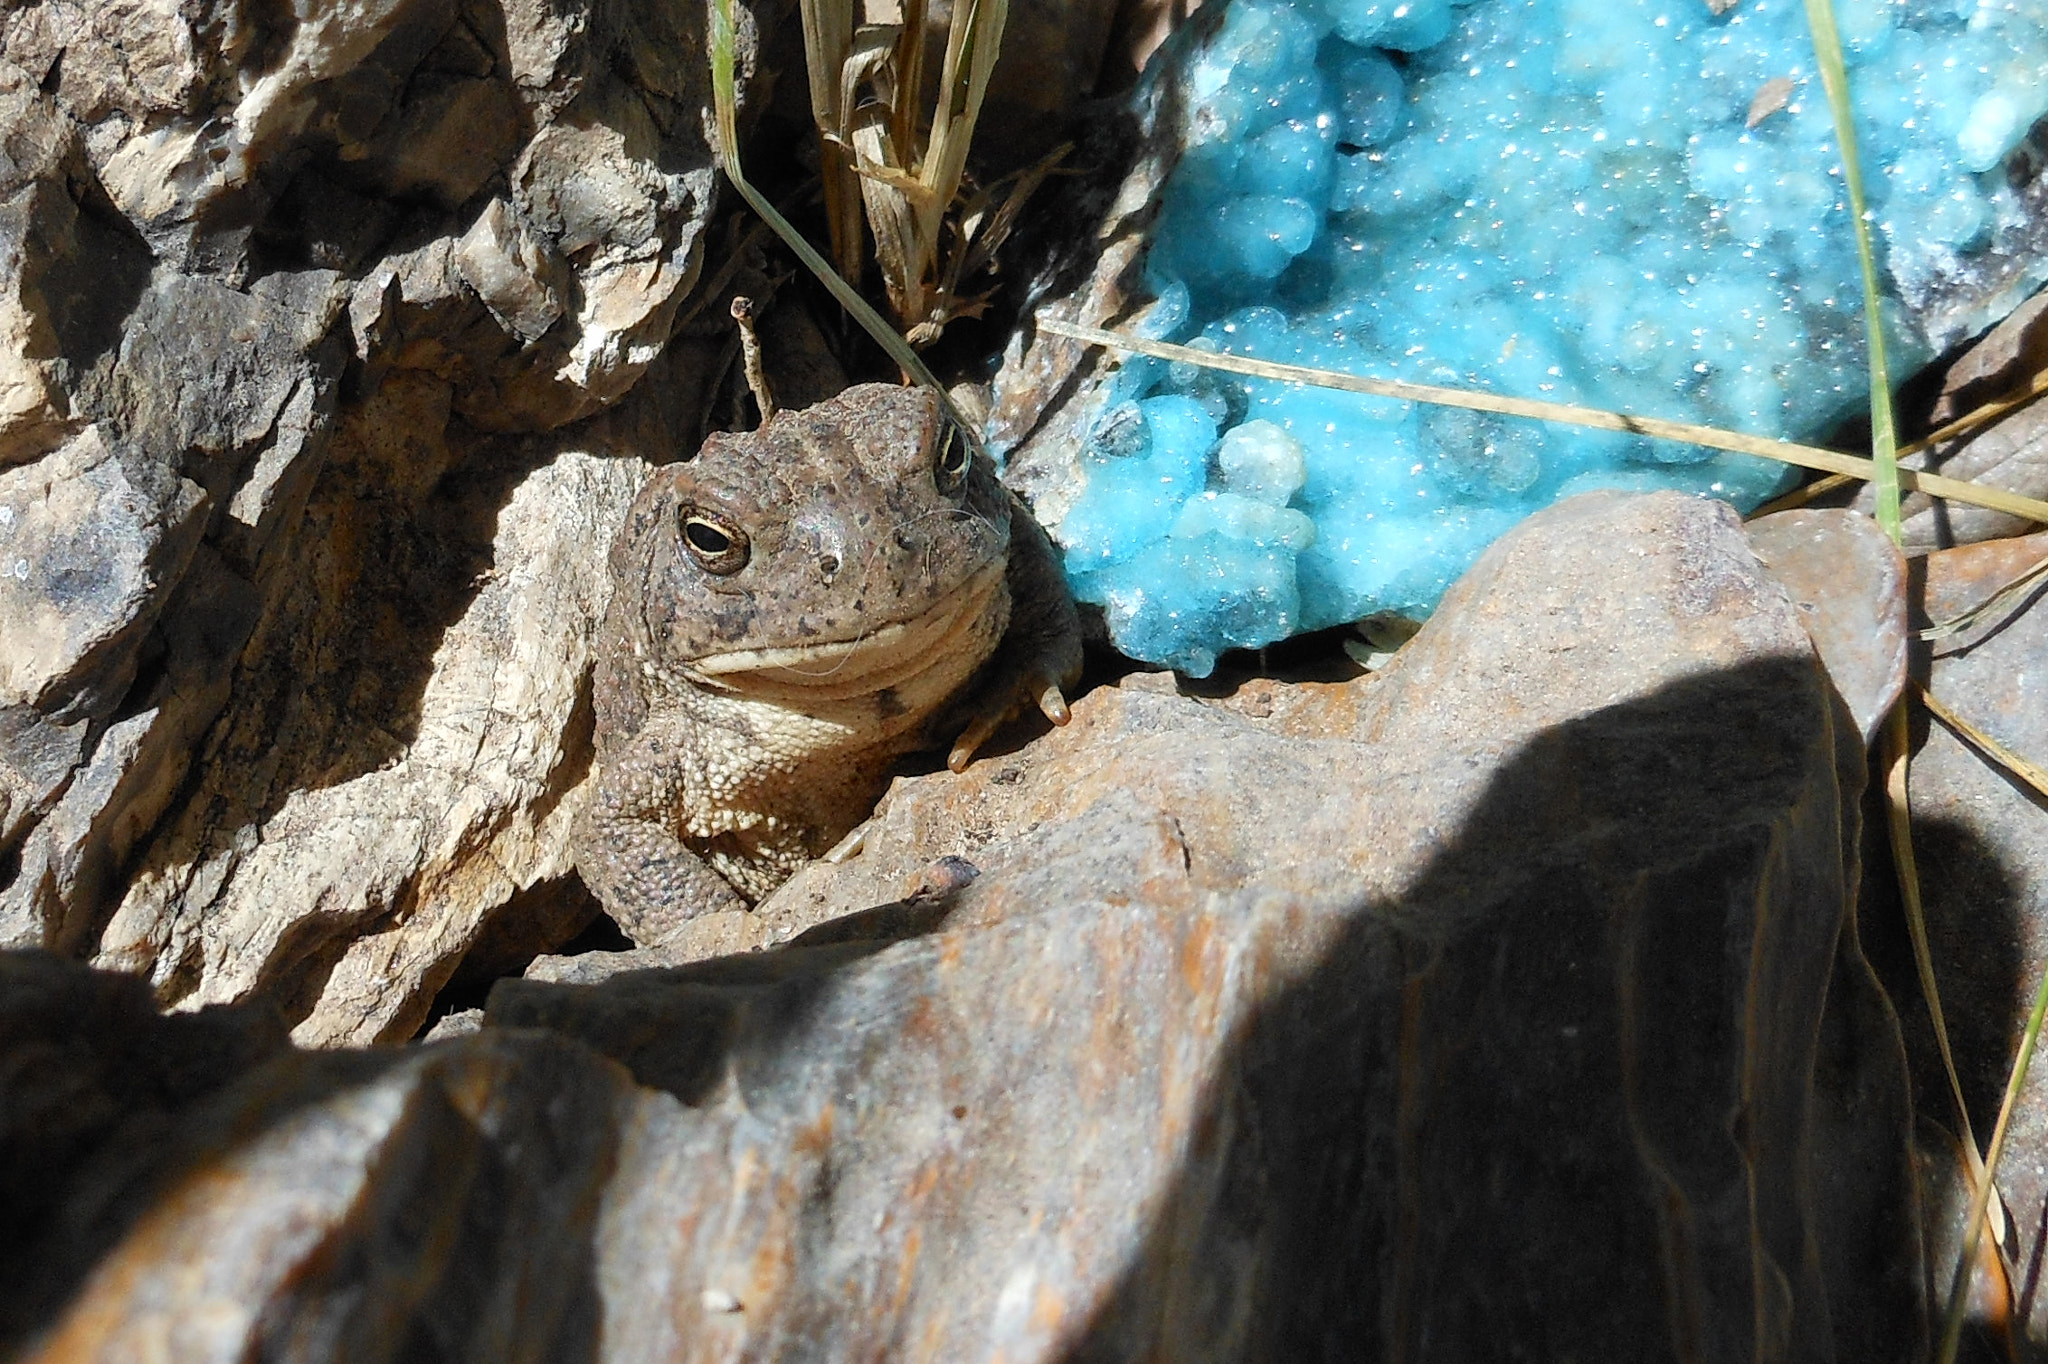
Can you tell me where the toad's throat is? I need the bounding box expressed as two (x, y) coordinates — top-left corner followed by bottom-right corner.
(685, 559), (1007, 703)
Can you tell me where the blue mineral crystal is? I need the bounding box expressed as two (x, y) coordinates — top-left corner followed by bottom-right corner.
(1042, 0), (2048, 676)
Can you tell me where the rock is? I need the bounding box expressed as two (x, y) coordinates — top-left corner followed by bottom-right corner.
(987, 83), (1168, 529)
(1744, 507), (1910, 744)
(0, 425), (207, 720)
(2, 492), (1921, 1360)
(1, 955), (635, 1363)
(1842, 288), (2048, 549)
(973, 0), (1129, 166)
(88, 410), (647, 1047)
(0, 950), (290, 1349)
(0, 0), (769, 1037)
(0, 705), (84, 855)
(1866, 529), (2048, 1343)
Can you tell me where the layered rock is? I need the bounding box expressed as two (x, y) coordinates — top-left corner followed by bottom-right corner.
(0, 0), (762, 1042)
(4, 492), (1926, 1362)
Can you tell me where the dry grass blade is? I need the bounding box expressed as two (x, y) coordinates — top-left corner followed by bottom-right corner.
(796, 0), (1017, 342)
(949, 142), (1070, 289)
(1901, 366), (2048, 461)
(1748, 367), (2048, 520)
(921, 0), (1005, 234)
(799, 0), (864, 285)
(708, 0), (988, 462)
(1039, 320), (2048, 524)
(1747, 470), (1855, 517)
(1919, 550), (2048, 641)
(1912, 682), (2048, 1361)
(1882, 706), (2005, 1235)
(1917, 682), (2048, 797)
(1919, 681), (2048, 1360)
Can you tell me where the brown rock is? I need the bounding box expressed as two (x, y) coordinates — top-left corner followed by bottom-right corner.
(5, 969), (632, 1363)
(1746, 506), (1910, 743)
(508, 492), (1917, 1362)
(89, 404), (646, 1047)
(2, 492), (1921, 1361)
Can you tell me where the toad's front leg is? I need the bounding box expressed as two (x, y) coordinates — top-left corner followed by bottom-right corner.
(572, 718), (748, 946)
(945, 495), (1085, 770)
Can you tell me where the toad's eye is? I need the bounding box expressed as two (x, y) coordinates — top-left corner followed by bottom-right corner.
(934, 421), (970, 492)
(681, 510), (749, 574)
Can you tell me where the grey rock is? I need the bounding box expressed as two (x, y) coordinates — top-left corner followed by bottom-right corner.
(418, 1008), (485, 1041)
(0, 58), (146, 470)
(0, 425), (207, 720)
(0, 705), (84, 855)
(92, 413), (646, 1046)
(0, 0), (767, 1028)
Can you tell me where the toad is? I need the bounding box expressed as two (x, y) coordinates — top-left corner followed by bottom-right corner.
(572, 381), (1082, 946)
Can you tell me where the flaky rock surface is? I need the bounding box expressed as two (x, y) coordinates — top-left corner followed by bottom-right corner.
(0, 0), (763, 1042)
(4, 492), (1927, 1362)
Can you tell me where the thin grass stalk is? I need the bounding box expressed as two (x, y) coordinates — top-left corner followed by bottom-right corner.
(1913, 682), (2048, 1356)
(1804, 0), (1900, 537)
(1919, 551), (2048, 641)
(708, 0), (989, 460)
(1036, 320), (2048, 524)
(1883, 703), (1995, 1207)
(1918, 684), (2048, 799)
(1804, 3), (2016, 1351)
(1750, 366), (2048, 519)
(1746, 470), (1854, 517)
(1938, 949), (2048, 1362)
(1901, 367), (2048, 460)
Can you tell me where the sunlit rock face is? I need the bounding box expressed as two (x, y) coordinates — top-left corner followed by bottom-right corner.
(1043, 0), (2048, 676)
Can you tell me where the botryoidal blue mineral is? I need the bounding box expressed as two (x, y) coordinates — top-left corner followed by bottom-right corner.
(1044, 0), (2048, 677)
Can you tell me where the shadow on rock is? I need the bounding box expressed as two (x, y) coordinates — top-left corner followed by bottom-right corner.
(1, 952), (619, 1362)
(1, 492), (1962, 1361)
(1054, 664), (1929, 1363)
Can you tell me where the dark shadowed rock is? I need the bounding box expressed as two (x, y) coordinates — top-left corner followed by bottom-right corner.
(0, 950), (290, 1348)
(1867, 529), (2048, 1344)
(1, 491), (1922, 1361)
(2, 951), (633, 1364)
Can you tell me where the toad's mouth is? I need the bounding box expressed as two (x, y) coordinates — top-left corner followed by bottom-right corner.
(683, 559), (1007, 703)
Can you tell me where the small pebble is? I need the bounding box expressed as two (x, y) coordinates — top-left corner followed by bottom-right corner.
(912, 856), (980, 898)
